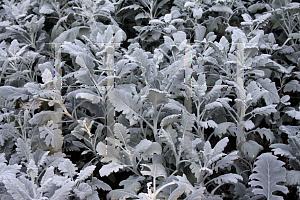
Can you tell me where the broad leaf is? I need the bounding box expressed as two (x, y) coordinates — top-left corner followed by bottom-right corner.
(249, 153), (288, 200)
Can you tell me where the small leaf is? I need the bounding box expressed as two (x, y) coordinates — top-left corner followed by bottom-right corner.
(286, 170), (300, 186)
(241, 140), (263, 158)
(50, 181), (74, 200)
(40, 3), (54, 14)
(74, 182), (93, 199)
(210, 4), (233, 14)
(76, 165), (96, 183)
(58, 159), (78, 178)
(39, 120), (64, 149)
(160, 114), (181, 127)
(27, 159), (38, 179)
(76, 92), (101, 104)
(114, 123), (130, 146)
(91, 177), (112, 191)
(146, 88), (169, 109)
(213, 173), (243, 185)
(53, 26), (89, 43)
(29, 111), (62, 125)
(245, 120), (255, 130)
(164, 14), (172, 23)
(41, 68), (53, 84)
(107, 189), (139, 199)
(119, 175), (145, 192)
(0, 163), (21, 182)
(285, 109), (300, 120)
(284, 80), (300, 92)
(257, 78), (280, 105)
(172, 31), (186, 43)
(0, 86), (30, 102)
(193, 7), (203, 19)
(255, 128), (275, 143)
(141, 163), (167, 179)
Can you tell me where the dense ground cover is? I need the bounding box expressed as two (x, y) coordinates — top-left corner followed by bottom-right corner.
(0, 0), (300, 199)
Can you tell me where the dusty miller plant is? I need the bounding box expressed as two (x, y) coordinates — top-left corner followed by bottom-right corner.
(0, 0), (300, 199)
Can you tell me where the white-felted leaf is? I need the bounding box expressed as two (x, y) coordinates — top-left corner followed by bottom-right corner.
(213, 122), (235, 137)
(91, 177), (112, 191)
(0, 163), (21, 182)
(251, 104), (277, 116)
(107, 189), (139, 199)
(75, 92), (101, 104)
(270, 143), (296, 159)
(255, 128), (275, 143)
(8, 39), (20, 56)
(26, 159), (38, 179)
(141, 163), (167, 179)
(74, 182), (93, 199)
(43, 152), (66, 168)
(39, 166), (54, 194)
(257, 78), (280, 105)
(184, 2), (195, 8)
(2, 178), (25, 200)
(213, 137), (229, 157)
(172, 31), (186, 43)
(76, 165), (96, 183)
(199, 120), (218, 129)
(40, 3), (54, 14)
(285, 109), (300, 120)
(286, 170), (300, 186)
(142, 142), (162, 160)
(241, 140), (263, 158)
(245, 120), (255, 130)
(149, 19), (164, 25)
(53, 26), (88, 43)
(29, 110), (62, 125)
(76, 53), (95, 73)
(39, 120), (64, 149)
(249, 153), (288, 200)
(99, 163), (124, 177)
(41, 68), (53, 84)
(107, 88), (141, 126)
(159, 125), (177, 155)
(205, 102), (223, 110)
(96, 142), (121, 163)
(194, 25), (206, 41)
(146, 88), (169, 108)
(49, 181), (74, 200)
(193, 7), (203, 19)
(164, 14), (172, 23)
(280, 95), (290, 105)
(214, 151), (239, 173)
(16, 138), (33, 162)
(58, 159), (78, 178)
(279, 125), (300, 136)
(213, 173), (243, 185)
(210, 4), (233, 14)
(114, 123), (130, 146)
(160, 114), (181, 127)
(119, 175), (145, 191)
(0, 86), (30, 102)
(134, 139), (152, 153)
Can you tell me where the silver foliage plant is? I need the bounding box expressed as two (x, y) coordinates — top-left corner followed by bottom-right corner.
(0, 0), (300, 199)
